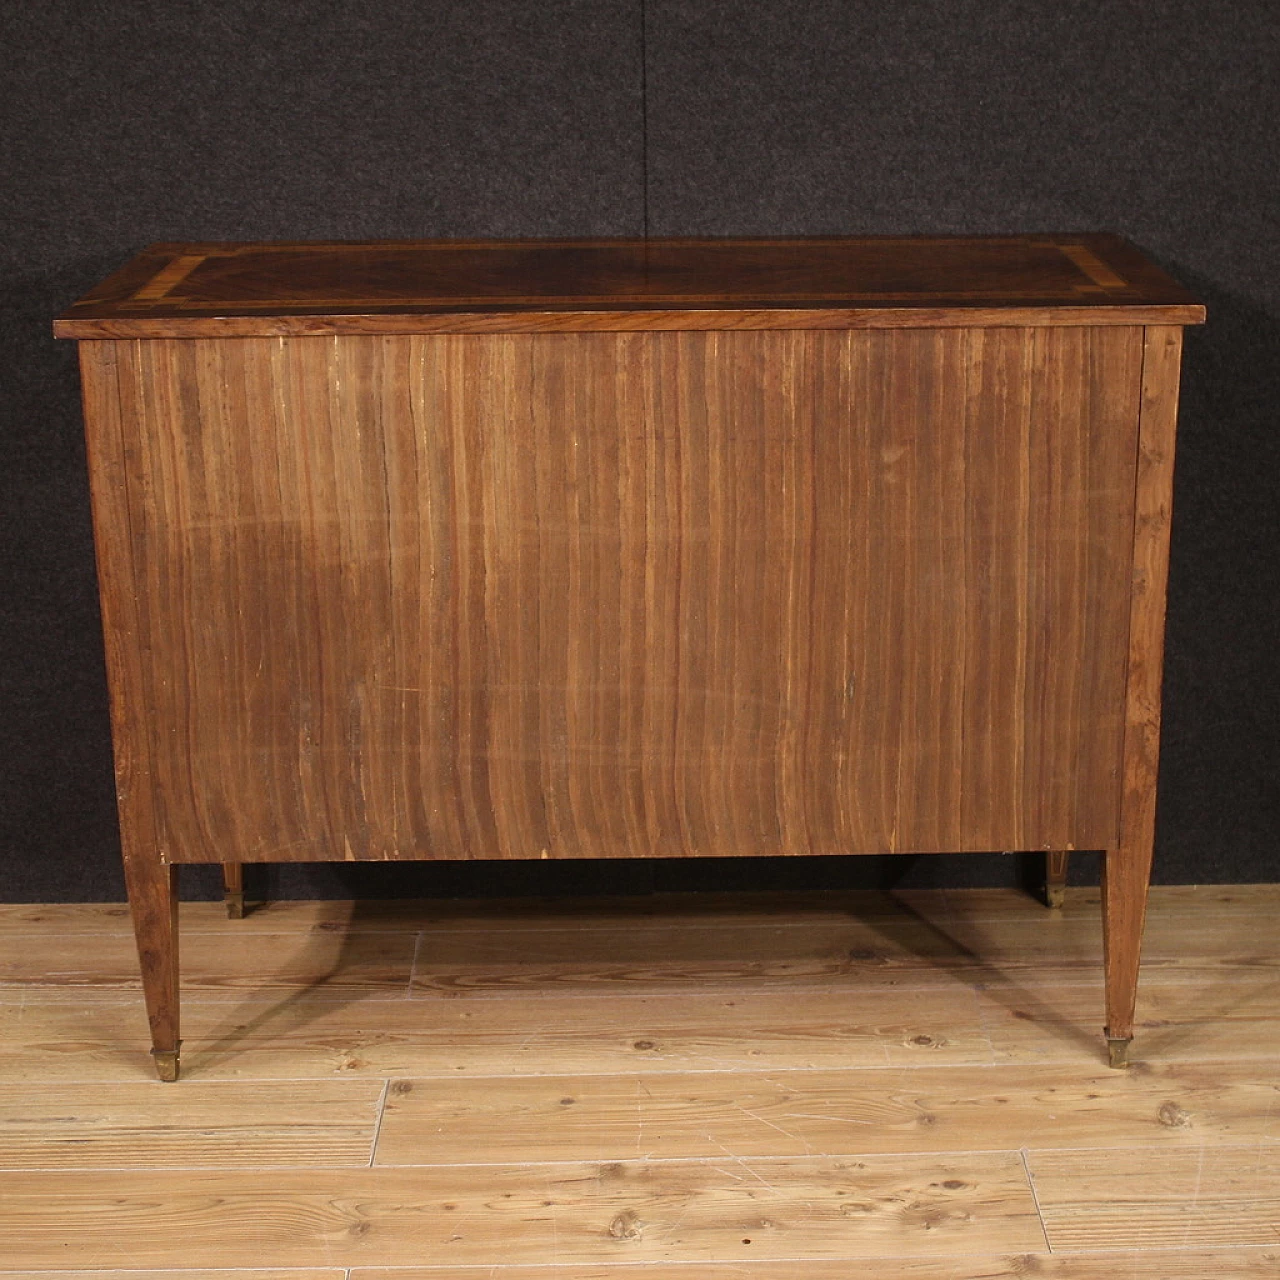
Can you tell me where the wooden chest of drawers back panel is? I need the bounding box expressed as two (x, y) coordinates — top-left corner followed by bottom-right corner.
(81, 321), (1142, 865)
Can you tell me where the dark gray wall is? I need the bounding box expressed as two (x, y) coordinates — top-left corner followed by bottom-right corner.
(2, 1), (1276, 901)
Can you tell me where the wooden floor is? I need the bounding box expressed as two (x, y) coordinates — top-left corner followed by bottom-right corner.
(0, 884), (1278, 1277)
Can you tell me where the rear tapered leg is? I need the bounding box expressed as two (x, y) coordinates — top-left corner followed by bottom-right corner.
(123, 856), (181, 1080)
(222, 862), (245, 919)
(1045, 851), (1069, 909)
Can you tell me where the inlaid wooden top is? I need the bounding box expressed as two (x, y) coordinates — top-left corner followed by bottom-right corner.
(55, 235), (1204, 338)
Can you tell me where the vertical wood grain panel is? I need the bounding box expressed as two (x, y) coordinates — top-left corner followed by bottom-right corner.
(108, 329), (1141, 863)
(883, 330), (968, 851)
(962, 328), (1032, 848)
(961, 327), (1141, 852)
(78, 342), (161, 872)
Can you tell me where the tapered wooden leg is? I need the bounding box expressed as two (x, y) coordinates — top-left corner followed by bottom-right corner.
(1102, 842), (1153, 1069)
(222, 862), (245, 919)
(1100, 326), (1182, 1068)
(123, 856), (181, 1081)
(1044, 851), (1069, 909)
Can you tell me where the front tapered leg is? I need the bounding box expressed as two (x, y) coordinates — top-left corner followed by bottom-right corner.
(1101, 842), (1153, 1068)
(1101, 324), (1180, 1068)
(123, 856), (181, 1081)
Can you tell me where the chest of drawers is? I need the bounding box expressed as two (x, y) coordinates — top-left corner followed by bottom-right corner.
(57, 236), (1203, 1078)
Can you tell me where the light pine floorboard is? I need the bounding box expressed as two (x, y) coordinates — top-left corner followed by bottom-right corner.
(0, 1274), (342, 1280)
(0, 1079), (384, 1169)
(0, 928), (417, 999)
(0, 987), (1001, 1081)
(8, 1262), (1280, 1280)
(0, 885), (1277, 1277)
(0, 1156), (1045, 1267)
(1030, 1145), (1280, 1249)
(351, 1255), (1280, 1279)
(371, 1060), (1280, 1164)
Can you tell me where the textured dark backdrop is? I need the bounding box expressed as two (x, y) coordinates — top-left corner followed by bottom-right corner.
(2, 1), (1276, 902)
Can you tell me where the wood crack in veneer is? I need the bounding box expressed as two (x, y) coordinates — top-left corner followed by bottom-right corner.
(56, 235), (1204, 1080)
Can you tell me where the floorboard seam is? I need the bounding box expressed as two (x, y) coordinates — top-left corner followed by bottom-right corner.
(1020, 1145), (1054, 1253)
(368, 1077), (390, 1166)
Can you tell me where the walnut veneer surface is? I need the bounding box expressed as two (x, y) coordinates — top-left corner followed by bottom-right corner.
(57, 236), (1203, 1077)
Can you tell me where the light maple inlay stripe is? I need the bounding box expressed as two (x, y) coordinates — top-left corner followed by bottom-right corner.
(130, 253), (208, 301)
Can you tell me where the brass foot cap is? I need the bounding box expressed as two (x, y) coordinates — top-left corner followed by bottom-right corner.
(1106, 1037), (1131, 1069)
(1045, 886), (1066, 909)
(225, 891), (246, 920)
(152, 1047), (181, 1082)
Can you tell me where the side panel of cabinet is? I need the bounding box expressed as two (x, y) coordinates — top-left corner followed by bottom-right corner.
(91, 328), (1142, 862)
(79, 341), (163, 876)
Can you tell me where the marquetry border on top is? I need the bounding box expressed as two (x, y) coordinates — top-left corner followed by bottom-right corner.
(54, 235), (1205, 339)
